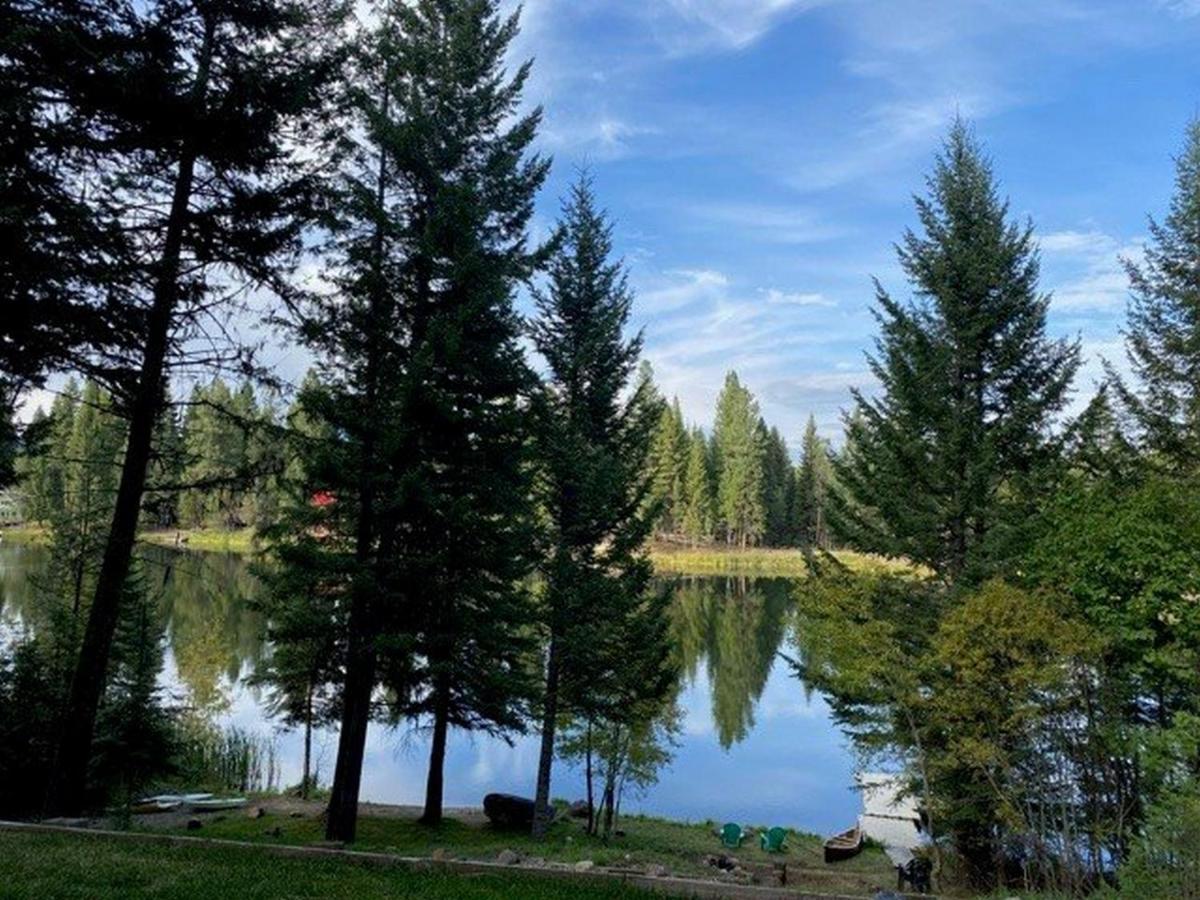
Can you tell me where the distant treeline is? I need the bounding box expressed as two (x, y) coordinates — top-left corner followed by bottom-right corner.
(19, 368), (842, 553)
(19, 376), (288, 534)
(645, 373), (837, 550)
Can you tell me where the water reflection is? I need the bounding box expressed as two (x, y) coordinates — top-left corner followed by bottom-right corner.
(0, 542), (857, 831)
(671, 576), (795, 748)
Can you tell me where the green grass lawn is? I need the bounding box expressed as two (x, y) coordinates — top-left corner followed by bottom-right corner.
(0, 829), (658, 900)
(136, 805), (897, 896)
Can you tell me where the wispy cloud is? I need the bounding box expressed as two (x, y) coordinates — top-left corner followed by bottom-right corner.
(686, 202), (845, 244)
(651, 0), (829, 52)
(1041, 229), (1143, 310)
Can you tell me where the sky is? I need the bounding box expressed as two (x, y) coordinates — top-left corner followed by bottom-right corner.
(498, 0), (1200, 450)
(17, 1), (1200, 454)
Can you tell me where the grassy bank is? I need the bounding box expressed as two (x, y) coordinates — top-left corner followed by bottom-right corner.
(0, 524), (49, 545)
(648, 545), (915, 578)
(132, 801), (897, 897)
(139, 527), (257, 554)
(0, 525), (255, 555)
(0, 829), (654, 900)
(5, 524), (917, 579)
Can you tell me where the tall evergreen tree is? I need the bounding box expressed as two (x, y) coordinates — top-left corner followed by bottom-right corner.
(298, 0), (549, 841)
(760, 422), (793, 546)
(647, 398), (688, 538)
(1114, 119), (1200, 474)
(713, 372), (765, 548)
(0, 1), (130, 479)
(680, 427), (716, 545)
(529, 174), (664, 838)
(796, 415), (835, 550)
(49, 0), (345, 814)
(835, 121), (1079, 583)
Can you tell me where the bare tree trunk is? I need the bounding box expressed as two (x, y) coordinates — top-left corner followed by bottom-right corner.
(46, 16), (216, 817)
(420, 673), (451, 826)
(301, 681), (314, 800)
(532, 635), (560, 839)
(584, 719), (595, 835)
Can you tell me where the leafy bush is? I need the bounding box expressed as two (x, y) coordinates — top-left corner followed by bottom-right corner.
(1113, 782), (1200, 899)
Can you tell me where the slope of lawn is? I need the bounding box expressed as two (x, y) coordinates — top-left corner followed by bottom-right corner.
(0, 829), (658, 900)
(133, 802), (898, 897)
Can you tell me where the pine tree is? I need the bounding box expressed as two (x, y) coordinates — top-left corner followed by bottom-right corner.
(760, 423), (793, 546)
(529, 174), (665, 838)
(295, 0), (549, 840)
(835, 121), (1079, 583)
(0, 1), (130, 458)
(648, 399), (688, 538)
(680, 428), (716, 545)
(713, 372), (765, 548)
(1063, 386), (1139, 485)
(50, 0), (345, 814)
(18, 382), (79, 523)
(796, 415), (835, 550)
(1114, 119), (1200, 474)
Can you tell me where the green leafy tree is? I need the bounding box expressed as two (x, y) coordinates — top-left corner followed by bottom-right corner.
(713, 372), (765, 548)
(835, 121), (1079, 584)
(530, 174), (665, 838)
(1114, 119), (1200, 474)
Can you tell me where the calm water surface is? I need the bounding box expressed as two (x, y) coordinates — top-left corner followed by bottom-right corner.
(0, 541), (859, 834)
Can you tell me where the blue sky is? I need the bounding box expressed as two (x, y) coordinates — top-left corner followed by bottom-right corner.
(507, 0), (1200, 450)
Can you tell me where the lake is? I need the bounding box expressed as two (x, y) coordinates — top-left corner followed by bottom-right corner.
(0, 541), (860, 835)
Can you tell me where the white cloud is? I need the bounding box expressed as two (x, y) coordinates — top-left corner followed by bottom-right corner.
(762, 288), (837, 307)
(1040, 229), (1143, 310)
(539, 115), (659, 159)
(653, 0), (828, 52)
(687, 202), (844, 244)
(1157, 0), (1200, 18)
(632, 268), (871, 446)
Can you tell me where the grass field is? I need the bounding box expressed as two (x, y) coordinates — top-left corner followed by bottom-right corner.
(648, 545), (916, 577)
(0, 829), (658, 900)
(132, 803), (898, 896)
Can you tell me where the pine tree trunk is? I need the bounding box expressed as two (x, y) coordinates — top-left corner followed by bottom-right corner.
(46, 17), (215, 817)
(584, 719), (595, 835)
(324, 74), (391, 845)
(419, 674), (451, 826)
(531, 634), (560, 839)
(324, 597), (376, 841)
(301, 683), (313, 800)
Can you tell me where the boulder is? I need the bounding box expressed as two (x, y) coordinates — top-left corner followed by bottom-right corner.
(496, 849), (520, 866)
(186, 818), (202, 831)
(574, 860), (595, 872)
(483, 793), (547, 830)
(246, 806), (266, 819)
(646, 864), (669, 878)
(567, 800), (590, 819)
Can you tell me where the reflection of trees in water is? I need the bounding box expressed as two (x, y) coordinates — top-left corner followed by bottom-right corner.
(667, 576), (794, 749)
(0, 544), (48, 627)
(150, 547), (265, 719)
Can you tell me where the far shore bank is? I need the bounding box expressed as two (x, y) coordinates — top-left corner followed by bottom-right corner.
(1, 525), (914, 578)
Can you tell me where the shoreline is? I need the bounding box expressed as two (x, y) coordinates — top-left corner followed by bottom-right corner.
(2, 525), (913, 578)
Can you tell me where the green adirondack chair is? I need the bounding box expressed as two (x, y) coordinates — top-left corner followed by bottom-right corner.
(760, 826), (788, 853)
(719, 822), (747, 848)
